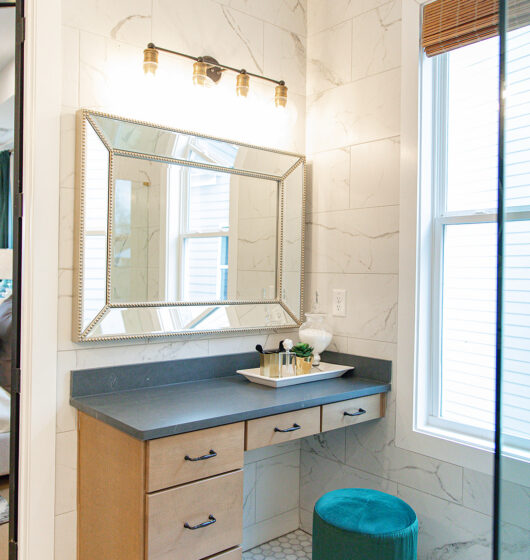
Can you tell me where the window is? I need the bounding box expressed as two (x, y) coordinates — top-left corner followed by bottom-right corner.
(176, 139), (237, 301)
(420, 27), (530, 457)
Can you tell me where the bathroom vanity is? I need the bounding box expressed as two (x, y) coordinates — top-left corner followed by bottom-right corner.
(71, 351), (391, 560)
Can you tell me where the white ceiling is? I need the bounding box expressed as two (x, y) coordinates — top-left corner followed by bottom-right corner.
(0, 8), (15, 73)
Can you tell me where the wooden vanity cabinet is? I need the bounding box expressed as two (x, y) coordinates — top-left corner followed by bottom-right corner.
(78, 393), (386, 559)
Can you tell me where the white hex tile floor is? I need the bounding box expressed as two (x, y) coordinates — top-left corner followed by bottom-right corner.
(243, 529), (312, 559)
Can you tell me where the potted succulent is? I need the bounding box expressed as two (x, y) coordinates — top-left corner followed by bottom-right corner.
(291, 342), (314, 375)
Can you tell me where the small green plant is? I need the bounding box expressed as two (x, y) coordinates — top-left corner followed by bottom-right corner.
(291, 342), (313, 358)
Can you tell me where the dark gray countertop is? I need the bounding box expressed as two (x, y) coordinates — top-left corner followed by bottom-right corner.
(70, 351), (391, 440)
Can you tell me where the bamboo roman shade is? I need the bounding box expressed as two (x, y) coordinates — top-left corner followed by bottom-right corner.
(422, 0), (499, 57)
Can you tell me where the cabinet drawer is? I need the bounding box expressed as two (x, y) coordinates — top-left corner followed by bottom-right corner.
(146, 423), (244, 492)
(146, 471), (243, 560)
(205, 547), (242, 560)
(245, 407), (320, 450)
(322, 394), (384, 432)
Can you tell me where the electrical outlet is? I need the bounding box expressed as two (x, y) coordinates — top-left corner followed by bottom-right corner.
(332, 289), (346, 317)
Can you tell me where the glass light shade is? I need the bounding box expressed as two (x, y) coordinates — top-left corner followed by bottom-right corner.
(274, 84), (288, 108)
(236, 72), (250, 97)
(193, 61), (214, 87)
(143, 47), (158, 76)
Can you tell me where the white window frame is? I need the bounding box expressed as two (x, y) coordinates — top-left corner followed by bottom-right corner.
(396, 0), (528, 483)
(178, 154), (230, 301)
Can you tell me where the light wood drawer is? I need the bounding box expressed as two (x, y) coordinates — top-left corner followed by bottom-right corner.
(146, 470), (243, 560)
(146, 423), (244, 492)
(205, 547), (242, 559)
(322, 394), (385, 432)
(245, 407), (320, 450)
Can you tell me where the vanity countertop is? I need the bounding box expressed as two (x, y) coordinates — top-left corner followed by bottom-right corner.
(69, 351), (391, 440)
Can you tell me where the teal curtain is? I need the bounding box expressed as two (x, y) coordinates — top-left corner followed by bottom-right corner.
(0, 151), (11, 249)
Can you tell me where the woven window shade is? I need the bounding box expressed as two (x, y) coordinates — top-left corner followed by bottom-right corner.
(422, 0), (499, 57)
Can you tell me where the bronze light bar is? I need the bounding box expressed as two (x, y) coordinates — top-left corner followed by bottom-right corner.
(143, 42), (288, 107)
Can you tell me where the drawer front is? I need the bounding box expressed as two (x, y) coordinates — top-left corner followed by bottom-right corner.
(322, 394), (384, 432)
(146, 470), (243, 560)
(146, 423), (244, 492)
(205, 547), (242, 560)
(245, 407), (320, 450)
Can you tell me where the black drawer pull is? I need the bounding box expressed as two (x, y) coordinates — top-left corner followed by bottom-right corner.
(184, 515), (216, 530)
(184, 450), (217, 462)
(344, 408), (367, 417)
(274, 423), (301, 433)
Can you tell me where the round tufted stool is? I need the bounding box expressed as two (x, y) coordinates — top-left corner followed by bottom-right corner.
(313, 488), (418, 560)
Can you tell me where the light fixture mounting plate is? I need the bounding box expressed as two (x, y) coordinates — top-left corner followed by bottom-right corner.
(202, 56), (223, 83)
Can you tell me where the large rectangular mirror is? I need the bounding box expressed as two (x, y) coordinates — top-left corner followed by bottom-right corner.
(74, 110), (305, 341)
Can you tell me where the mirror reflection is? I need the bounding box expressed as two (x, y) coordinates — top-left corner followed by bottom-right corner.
(76, 111), (305, 341)
(111, 154), (279, 304)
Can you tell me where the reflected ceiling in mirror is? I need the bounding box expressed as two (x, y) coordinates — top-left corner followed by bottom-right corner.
(75, 110), (305, 341)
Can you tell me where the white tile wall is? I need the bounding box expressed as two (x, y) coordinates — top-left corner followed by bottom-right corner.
(57, 0), (307, 555)
(300, 1), (530, 559)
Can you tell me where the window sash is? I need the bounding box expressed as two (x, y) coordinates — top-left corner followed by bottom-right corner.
(425, 43), (530, 456)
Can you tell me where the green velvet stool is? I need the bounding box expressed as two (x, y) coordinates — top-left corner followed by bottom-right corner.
(313, 488), (418, 560)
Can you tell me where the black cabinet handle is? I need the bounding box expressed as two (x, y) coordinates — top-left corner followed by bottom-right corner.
(184, 515), (216, 530)
(344, 408), (367, 417)
(184, 450), (217, 462)
(274, 423), (301, 433)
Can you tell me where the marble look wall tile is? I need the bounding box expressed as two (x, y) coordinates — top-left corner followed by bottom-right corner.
(346, 422), (463, 502)
(307, 21), (351, 95)
(75, 339), (209, 369)
(306, 68), (401, 153)
(350, 136), (400, 208)
(243, 508), (299, 551)
(307, 0), (393, 36)
(255, 449), (300, 522)
(54, 510), (77, 560)
(500, 523), (530, 560)
(347, 338), (397, 363)
(224, 0), (307, 35)
(56, 351), (77, 433)
(464, 468), (530, 532)
(57, 296), (75, 352)
(307, 206), (399, 274)
(307, 148), (350, 214)
(300, 451), (397, 512)
(306, 272), (398, 342)
(264, 25), (306, 97)
(153, 0), (264, 74)
(254, 441), (299, 461)
(299, 507), (313, 534)
(243, 462), (257, 528)
(463, 468), (494, 517)
(62, 27), (79, 108)
(301, 429), (346, 464)
(59, 188), (75, 270)
(58, 268), (74, 298)
(351, 1), (401, 82)
(397, 484), (492, 560)
(326, 335), (348, 353)
(62, 0), (152, 48)
(79, 32), (145, 112)
(55, 431), (77, 515)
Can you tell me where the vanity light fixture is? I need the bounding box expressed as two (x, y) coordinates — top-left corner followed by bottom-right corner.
(143, 43), (288, 106)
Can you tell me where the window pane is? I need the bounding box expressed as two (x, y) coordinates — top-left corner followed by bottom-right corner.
(182, 236), (228, 301)
(446, 38), (500, 212)
(187, 168), (230, 233)
(503, 219), (530, 445)
(505, 26), (530, 207)
(440, 223), (497, 431)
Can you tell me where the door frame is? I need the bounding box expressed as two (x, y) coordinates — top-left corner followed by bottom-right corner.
(15, 0), (61, 558)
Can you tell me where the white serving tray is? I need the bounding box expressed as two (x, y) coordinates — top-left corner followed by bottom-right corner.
(237, 362), (353, 388)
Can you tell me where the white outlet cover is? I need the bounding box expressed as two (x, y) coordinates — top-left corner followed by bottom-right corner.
(332, 289), (346, 317)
